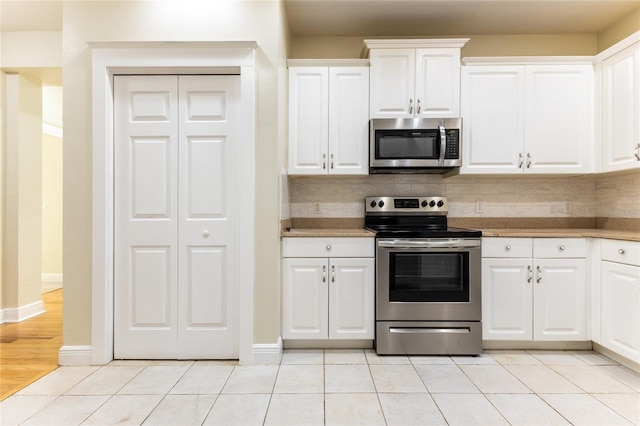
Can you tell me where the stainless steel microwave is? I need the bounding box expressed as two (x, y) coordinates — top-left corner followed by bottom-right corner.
(369, 118), (462, 173)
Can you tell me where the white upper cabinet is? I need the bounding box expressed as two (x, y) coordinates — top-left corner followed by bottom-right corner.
(601, 40), (640, 172)
(365, 39), (468, 119)
(461, 61), (594, 174)
(288, 61), (369, 175)
(461, 66), (525, 173)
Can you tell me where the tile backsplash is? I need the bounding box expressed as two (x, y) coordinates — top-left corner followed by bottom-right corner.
(595, 171), (640, 219)
(286, 174), (604, 219)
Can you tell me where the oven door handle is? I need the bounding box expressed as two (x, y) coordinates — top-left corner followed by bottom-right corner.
(378, 239), (480, 249)
(390, 327), (471, 334)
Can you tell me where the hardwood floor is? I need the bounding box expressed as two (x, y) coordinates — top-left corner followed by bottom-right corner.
(0, 289), (62, 400)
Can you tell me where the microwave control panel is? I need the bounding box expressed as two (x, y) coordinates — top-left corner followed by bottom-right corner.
(444, 129), (460, 159)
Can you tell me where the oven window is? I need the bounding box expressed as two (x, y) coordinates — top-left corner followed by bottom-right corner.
(376, 130), (438, 159)
(389, 252), (469, 302)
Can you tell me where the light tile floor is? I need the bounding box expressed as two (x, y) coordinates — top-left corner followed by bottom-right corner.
(1, 349), (639, 425)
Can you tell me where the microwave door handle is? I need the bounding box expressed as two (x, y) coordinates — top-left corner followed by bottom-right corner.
(438, 123), (446, 166)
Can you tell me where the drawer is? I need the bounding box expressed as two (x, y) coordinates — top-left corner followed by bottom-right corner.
(602, 239), (640, 266)
(482, 238), (532, 258)
(534, 238), (586, 258)
(282, 237), (374, 258)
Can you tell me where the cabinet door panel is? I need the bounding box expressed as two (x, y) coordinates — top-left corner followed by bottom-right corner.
(461, 66), (525, 173)
(533, 259), (586, 340)
(282, 258), (328, 339)
(525, 65), (593, 173)
(601, 261), (640, 362)
(288, 67), (329, 174)
(329, 258), (375, 339)
(415, 48), (460, 118)
(482, 259), (533, 340)
(602, 43), (640, 172)
(329, 67), (369, 174)
(369, 49), (415, 118)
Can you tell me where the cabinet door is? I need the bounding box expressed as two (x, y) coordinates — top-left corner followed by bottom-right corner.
(329, 67), (369, 175)
(601, 261), (640, 363)
(481, 258), (533, 340)
(525, 65), (594, 173)
(415, 48), (461, 118)
(602, 42), (640, 172)
(461, 66), (525, 174)
(533, 259), (586, 340)
(288, 67), (329, 174)
(369, 49), (415, 118)
(328, 258), (375, 339)
(282, 258), (328, 339)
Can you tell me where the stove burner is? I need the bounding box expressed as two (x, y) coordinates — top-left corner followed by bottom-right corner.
(364, 196), (481, 239)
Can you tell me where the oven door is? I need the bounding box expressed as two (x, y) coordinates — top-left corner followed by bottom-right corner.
(376, 238), (481, 322)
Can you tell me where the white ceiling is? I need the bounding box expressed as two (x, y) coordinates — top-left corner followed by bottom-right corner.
(0, 0), (638, 36)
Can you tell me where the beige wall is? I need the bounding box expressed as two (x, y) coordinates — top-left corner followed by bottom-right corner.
(63, 0), (288, 346)
(597, 7), (640, 52)
(1, 31), (62, 85)
(42, 86), (63, 278)
(42, 133), (62, 276)
(289, 34), (599, 59)
(0, 69), (5, 310)
(3, 74), (42, 309)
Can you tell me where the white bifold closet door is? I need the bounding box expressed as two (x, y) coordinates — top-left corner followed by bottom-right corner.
(114, 75), (240, 359)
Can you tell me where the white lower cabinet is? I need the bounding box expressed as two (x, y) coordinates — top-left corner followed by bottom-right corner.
(282, 238), (375, 340)
(600, 239), (640, 363)
(482, 238), (587, 341)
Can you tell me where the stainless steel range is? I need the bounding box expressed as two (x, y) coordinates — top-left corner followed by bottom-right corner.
(365, 196), (482, 355)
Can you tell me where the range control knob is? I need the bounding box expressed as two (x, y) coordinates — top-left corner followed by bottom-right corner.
(429, 200), (436, 208)
(378, 200), (385, 208)
(370, 200), (377, 208)
(421, 200), (428, 207)
(437, 200), (444, 207)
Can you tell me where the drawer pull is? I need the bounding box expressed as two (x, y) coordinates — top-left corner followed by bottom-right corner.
(559, 245), (565, 251)
(505, 245), (512, 251)
(618, 249), (625, 255)
(326, 244), (332, 251)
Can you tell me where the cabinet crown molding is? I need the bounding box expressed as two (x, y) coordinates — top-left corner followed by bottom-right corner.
(362, 38), (470, 58)
(287, 59), (370, 67)
(462, 56), (595, 66)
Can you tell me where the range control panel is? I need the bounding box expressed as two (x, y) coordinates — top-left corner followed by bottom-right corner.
(365, 196), (448, 215)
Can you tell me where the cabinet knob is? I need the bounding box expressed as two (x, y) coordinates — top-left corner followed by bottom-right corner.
(518, 153), (524, 169)
(417, 99), (421, 114)
(202, 230), (210, 238)
(635, 143), (640, 161)
(409, 98), (413, 114)
(618, 249), (625, 255)
(526, 153), (532, 168)
(559, 245), (565, 251)
(505, 245), (512, 251)
(326, 244), (332, 251)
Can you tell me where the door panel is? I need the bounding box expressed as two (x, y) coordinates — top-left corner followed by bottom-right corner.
(282, 258), (328, 339)
(115, 75), (239, 359)
(533, 259), (586, 340)
(178, 75), (239, 359)
(481, 258), (533, 340)
(115, 76), (179, 359)
(329, 258), (374, 339)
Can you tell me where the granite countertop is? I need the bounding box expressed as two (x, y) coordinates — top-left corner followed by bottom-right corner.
(282, 228), (376, 238)
(480, 228), (640, 242)
(281, 227), (639, 242)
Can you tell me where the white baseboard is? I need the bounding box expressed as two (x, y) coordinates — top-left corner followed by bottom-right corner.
(0, 300), (45, 324)
(59, 345), (93, 366)
(42, 273), (63, 283)
(252, 336), (283, 364)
